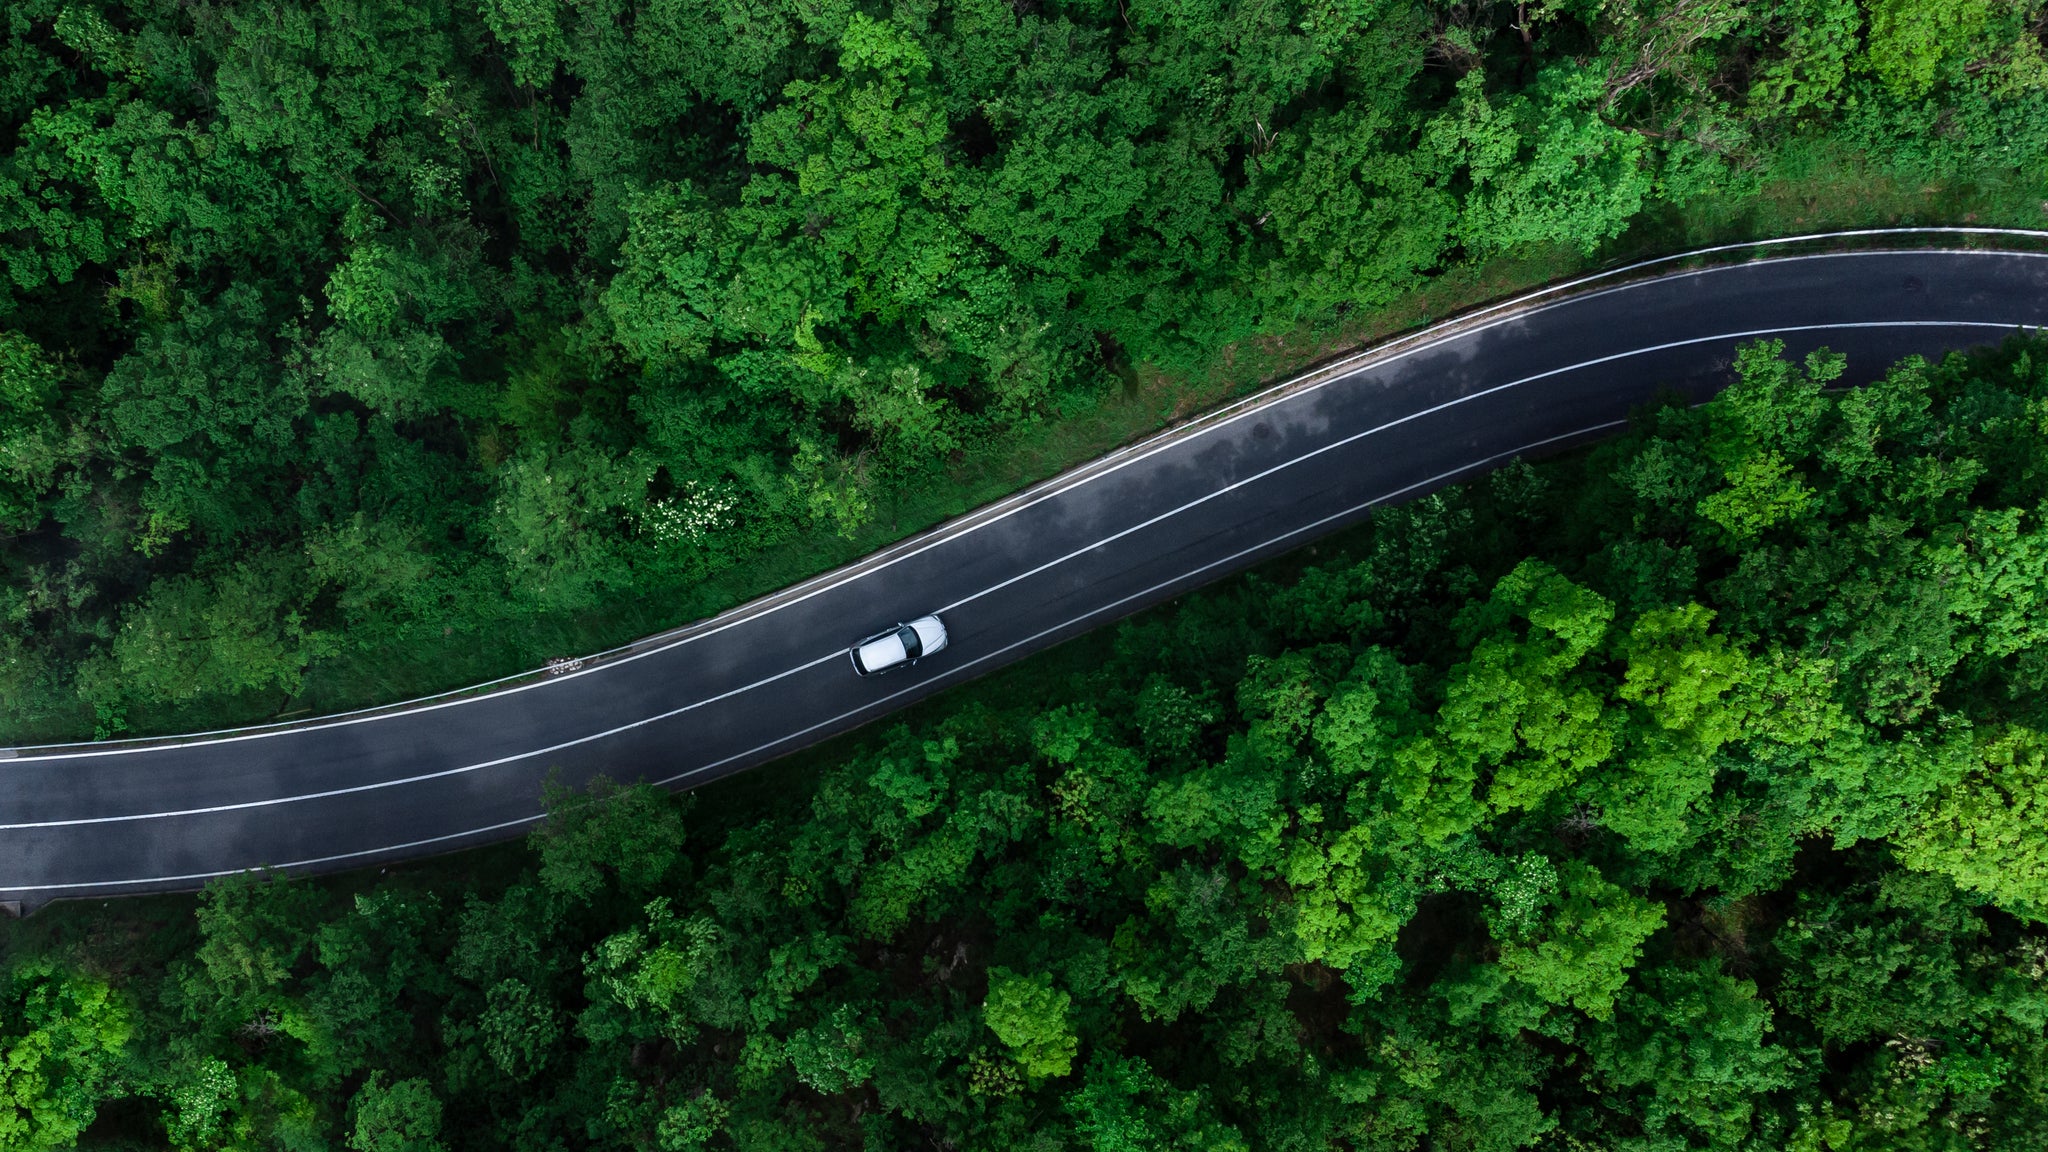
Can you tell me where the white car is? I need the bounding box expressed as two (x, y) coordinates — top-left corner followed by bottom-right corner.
(849, 614), (949, 676)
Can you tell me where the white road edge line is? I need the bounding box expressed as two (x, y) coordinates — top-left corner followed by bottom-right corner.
(653, 417), (1640, 789)
(0, 648), (845, 828)
(13, 239), (2044, 759)
(0, 417), (1632, 893)
(0, 316), (2025, 812)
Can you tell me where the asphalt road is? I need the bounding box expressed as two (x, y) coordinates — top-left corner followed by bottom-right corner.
(5, 244), (2047, 908)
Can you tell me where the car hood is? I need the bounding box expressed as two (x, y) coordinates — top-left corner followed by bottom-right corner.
(908, 616), (948, 655)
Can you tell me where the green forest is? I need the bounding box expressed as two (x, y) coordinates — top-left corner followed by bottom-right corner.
(4, 0), (2048, 740)
(9, 336), (2048, 1149)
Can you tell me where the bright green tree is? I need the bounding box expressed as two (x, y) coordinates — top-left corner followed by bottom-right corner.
(983, 968), (1079, 1080)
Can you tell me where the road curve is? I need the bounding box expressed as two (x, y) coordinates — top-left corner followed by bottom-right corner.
(5, 242), (2047, 908)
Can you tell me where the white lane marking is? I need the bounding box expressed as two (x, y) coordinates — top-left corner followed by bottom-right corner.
(930, 316), (2025, 616)
(655, 417), (1637, 788)
(0, 316), (2026, 810)
(0, 814), (549, 895)
(0, 649), (843, 829)
(15, 240), (2046, 759)
(0, 419), (1630, 894)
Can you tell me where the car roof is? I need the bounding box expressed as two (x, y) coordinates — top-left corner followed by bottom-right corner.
(857, 633), (908, 669)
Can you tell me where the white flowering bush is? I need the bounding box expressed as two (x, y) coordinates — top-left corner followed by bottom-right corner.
(640, 481), (739, 548)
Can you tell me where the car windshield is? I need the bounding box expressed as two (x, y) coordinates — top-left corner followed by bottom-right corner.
(897, 625), (922, 659)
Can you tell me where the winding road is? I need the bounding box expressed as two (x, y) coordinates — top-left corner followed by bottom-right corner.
(5, 238), (2047, 909)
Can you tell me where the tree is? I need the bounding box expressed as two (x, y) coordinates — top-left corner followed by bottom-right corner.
(78, 549), (328, 709)
(1692, 341), (1837, 542)
(1066, 1055), (1251, 1152)
(0, 329), (61, 532)
(1747, 0), (1864, 116)
(1865, 0), (1996, 97)
(157, 1058), (238, 1151)
(983, 968), (1079, 1080)
(173, 869), (323, 1032)
(1588, 601), (1750, 851)
(1772, 870), (1985, 1045)
(1439, 560), (1619, 815)
(1248, 103), (1455, 315)
(347, 1075), (446, 1152)
(1438, 66), (1653, 255)
(1496, 861), (1668, 1020)
(1582, 960), (1789, 1149)
(531, 780), (689, 905)
(485, 439), (652, 610)
(0, 961), (131, 1151)
(1898, 727), (2048, 918)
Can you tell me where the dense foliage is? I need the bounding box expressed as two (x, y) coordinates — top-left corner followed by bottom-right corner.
(4, 0), (2048, 738)
(8, 338), (2048, 1149)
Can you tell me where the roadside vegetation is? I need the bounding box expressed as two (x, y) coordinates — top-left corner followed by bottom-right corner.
(8, 336), (2048, 1149)
(4, 0), (2048, 742)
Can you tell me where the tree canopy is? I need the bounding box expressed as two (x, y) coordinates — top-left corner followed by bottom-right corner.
(3, 0), (2047, 738)
(8, 337), (2048, 1150)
